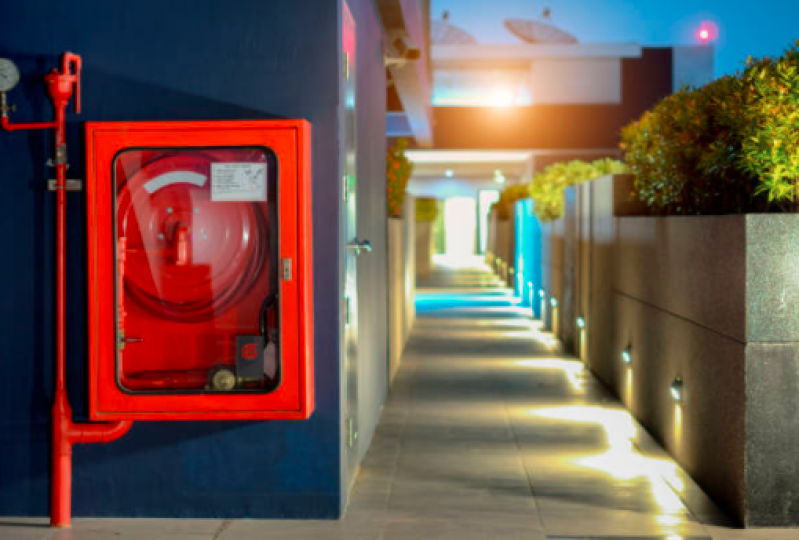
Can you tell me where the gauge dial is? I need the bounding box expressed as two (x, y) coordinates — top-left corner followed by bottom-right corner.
(0, 58), (20, 92)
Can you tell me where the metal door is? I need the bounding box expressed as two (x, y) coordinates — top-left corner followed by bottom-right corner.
(341, 2), (360, 481)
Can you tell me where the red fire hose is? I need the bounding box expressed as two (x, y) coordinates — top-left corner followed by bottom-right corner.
(2, 53), (132, 528)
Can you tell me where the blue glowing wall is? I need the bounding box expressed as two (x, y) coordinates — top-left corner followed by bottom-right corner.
(514, 199), (542, 316)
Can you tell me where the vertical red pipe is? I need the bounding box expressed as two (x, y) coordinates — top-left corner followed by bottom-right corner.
(2, 53), (133, 529)
(51, 94), (70, 526)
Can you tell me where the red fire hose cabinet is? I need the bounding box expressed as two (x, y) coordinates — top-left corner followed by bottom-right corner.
(86, 120), (314, 420)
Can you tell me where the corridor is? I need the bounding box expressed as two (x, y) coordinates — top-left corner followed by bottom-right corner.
(336, 256), (796, 540)
(5, 258), (799, 539)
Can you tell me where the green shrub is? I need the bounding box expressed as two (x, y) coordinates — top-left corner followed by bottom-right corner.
(492, 184), (531, 221)
(387, 138), (413, 218)
(739, 47), (799, 203)
(416, 197), (439, 223)
(529, 159), (627, 222)
(621, 42), (799, 214)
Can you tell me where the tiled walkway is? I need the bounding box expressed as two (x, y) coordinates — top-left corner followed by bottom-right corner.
(4, 257), (799, 539)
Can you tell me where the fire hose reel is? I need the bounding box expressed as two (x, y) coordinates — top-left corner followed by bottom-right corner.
(87, 120), (314, 421)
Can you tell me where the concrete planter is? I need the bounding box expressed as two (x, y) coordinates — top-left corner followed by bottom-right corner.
(487, 210), (515, 284)
(415, 221), (433, 277)
(388, 198), (416, 384)
(612, 213), (799, 527)
(555, 173), (799, 526)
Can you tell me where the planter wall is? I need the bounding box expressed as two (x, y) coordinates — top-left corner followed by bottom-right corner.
(488, 212), (516, 287)
(540, 208), (568, 344)
(388, 197), (417, 384)
(415, 221), (433, 277)
(514, 199), (541, 312)
(612, 213), (799, 526)
(541, 173), (799, 526)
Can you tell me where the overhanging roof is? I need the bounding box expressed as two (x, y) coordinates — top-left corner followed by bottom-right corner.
(376, 0), (434, 146)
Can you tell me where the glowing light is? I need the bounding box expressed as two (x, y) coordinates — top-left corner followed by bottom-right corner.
(622, 347), (632, 365)
(489, 88), (515, 108)
(697, 21), (719, 43)
(533, 404), (690, 522)
(670, 377), (684, 403)
(445, 168), (454, 178)
(550, 297), (558, 307)
(626, 368), (634, 408)
(576, 317), (586, 329)
(538, 289), (545, 298)
(494, 169), (506, 184)
(444, 197), (477, 259)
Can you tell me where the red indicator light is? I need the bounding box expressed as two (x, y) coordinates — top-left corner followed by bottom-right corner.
(697, 21), (718, 43)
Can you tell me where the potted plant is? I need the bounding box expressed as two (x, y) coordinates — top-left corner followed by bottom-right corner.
(387, 138), (413, 219)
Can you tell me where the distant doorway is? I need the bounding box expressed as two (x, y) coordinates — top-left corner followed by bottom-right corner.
(444, 196), (477, 259)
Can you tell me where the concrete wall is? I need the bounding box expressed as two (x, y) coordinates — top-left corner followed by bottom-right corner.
(536, 173), (799, 526)
(531, 58), (623, 105)
(353, 0), (391, 468)
(416, 221), (433, 276)
(388, 196), (417, 384)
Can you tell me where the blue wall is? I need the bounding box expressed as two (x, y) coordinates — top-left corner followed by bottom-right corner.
(352, 0), (390, 471)
(514, 199), (542, 317)
(0, 0), (350, 518)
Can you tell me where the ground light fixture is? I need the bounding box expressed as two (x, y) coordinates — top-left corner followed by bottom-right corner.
(576, 317), (586, 330)
(550, 297), (558, 307)
(538, 289), (545, 298)
(622, 346), (632, 365)
(670, 377), (684, 402)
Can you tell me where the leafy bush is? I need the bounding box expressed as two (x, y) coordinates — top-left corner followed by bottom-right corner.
(387, 138), (414, 218)
(492, 184), (531, 221)
(529, 158), (627, 222)
(739, 47), (799, 203)
(416, 197), (439, 223)
(621, 42), (799, 214)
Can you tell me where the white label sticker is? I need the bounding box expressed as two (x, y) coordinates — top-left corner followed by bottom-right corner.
(211, 163), (267, 202)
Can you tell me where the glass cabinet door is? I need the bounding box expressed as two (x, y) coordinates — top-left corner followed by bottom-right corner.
(114, 148), (280, 394)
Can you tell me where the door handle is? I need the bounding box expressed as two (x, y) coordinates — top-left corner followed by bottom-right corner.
(347, 239), (372, 256)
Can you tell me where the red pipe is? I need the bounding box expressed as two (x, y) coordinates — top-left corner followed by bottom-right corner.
(2, 52), (133, 528)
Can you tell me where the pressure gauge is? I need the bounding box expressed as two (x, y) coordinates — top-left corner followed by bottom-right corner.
(0, 58), (20, 92)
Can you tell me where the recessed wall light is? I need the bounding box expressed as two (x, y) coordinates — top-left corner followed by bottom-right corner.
(576, 317), (585, 329)
(550, 297), (558, 307)
(670, 377), (684, 402)
(622, 347), (632, 365)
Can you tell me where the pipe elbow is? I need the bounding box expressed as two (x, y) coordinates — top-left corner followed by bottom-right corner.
(74, 420), (133, 444)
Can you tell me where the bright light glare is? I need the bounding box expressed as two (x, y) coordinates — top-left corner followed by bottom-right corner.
(697, 21), (719, 43)
(489, 88), (515, 107)
(444, 197), (477, 259)
(515, 358), (584, 392)
(431, 253), (487, 270)
(533, 405), (688, 520)
(445, 168), (454, 178)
